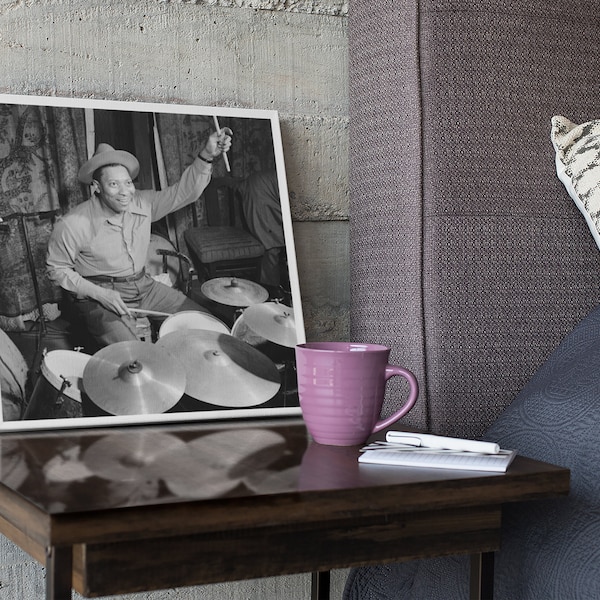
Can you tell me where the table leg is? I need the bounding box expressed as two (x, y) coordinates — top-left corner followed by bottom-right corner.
(45, 546), (73, 600)
(311, 570), (330, 600)
(470, 552), (495, 600)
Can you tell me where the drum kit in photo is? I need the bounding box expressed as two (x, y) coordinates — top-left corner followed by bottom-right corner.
(24, 277), (299, 421)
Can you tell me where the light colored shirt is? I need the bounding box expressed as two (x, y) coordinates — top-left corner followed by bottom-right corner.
(46, 157), (211, 299)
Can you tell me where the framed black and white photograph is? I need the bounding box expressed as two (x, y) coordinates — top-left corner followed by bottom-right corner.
(0, 94), (305, 431)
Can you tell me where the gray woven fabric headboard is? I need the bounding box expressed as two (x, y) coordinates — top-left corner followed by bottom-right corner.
(349, 0), (600, 438)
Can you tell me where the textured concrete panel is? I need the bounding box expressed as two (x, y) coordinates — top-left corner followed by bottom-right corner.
(164, 0), (348, 16)
(0, 2), (347, 115)
(294, 220), (350, 341)
(0, 2), (347, 224)
(282, 113), (349, 221)
(0, 1), (350, 596)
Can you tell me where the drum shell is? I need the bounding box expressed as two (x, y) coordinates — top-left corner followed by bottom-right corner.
(231, 310), (295, 366)
(231, 311), (267, 347)
(24, 350), (90, 420)
(158, 310), (230, 338)
(0, 329), (28, 421)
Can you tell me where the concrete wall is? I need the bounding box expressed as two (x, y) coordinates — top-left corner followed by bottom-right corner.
(0, 0), (349, 598)
(0, 0), (350, 343)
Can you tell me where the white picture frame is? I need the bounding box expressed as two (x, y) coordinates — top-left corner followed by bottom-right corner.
(0, 94), (305, 431)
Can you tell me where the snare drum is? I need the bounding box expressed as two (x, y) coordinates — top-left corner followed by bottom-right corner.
(158, 310), (230, 338)
(24, 350), (91, 420)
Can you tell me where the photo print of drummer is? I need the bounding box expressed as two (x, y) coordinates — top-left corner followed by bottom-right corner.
(0, 98), (304, 427)
(46, 130), (232, 350)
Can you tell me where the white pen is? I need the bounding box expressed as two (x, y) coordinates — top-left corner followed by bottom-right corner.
(385, 431), (500, 454)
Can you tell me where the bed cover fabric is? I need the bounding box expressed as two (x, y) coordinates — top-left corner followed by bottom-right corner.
(347, 0), (600, 597)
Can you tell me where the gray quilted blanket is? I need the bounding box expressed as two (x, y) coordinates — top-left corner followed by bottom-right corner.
(344, 304), (600, 599)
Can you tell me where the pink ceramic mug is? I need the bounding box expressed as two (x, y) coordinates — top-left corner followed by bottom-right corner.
(295, 342), (419, 446)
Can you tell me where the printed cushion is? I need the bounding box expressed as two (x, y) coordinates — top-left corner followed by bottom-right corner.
(551, 116), (600, 250)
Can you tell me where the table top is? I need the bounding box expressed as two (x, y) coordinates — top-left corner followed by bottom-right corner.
(0, 418), (570, 548)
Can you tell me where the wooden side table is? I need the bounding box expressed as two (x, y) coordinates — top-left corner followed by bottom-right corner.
(0, 418), (569, 600)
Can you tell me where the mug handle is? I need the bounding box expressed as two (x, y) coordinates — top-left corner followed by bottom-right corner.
(371, 365), (419, 434)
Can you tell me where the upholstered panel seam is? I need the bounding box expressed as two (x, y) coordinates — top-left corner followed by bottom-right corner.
(416, 0), (431, 432)
(349, 0), (430, 432)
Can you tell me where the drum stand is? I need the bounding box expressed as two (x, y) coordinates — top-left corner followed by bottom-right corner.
(280, 357), (298, 403)
(0, 210), (60, 377)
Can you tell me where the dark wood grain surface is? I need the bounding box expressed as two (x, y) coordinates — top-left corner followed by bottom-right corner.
(0, 418), (570, 597)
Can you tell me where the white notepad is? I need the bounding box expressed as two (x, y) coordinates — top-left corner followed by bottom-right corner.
(358, 448), (517, 473)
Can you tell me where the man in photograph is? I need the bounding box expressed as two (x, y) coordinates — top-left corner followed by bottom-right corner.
(46, 129), (232, 348)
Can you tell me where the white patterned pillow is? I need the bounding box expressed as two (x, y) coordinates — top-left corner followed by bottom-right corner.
(551, 116), (600, 250)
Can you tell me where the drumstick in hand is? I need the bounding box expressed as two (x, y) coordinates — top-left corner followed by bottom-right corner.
(212, 115), (231, 172)
(129, 308), (172, 318)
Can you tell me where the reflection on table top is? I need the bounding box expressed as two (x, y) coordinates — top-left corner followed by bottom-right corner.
(0, 418), (562, 515)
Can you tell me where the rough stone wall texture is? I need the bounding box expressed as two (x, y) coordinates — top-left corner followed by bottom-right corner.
(0, 0), (349, 597)
(0, 543), (351, 599)
(0, 0), (349, 342)
(164, 0), (348, 15)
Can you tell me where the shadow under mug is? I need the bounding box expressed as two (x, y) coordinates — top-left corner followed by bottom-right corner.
(295, 342), (419, 446)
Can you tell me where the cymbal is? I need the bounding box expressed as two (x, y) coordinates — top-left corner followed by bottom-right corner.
(0, 440), (29, 489)
(156, 330), (281, 407)
(241, 302), (298, 347)
(43, 447), (94, 483)
(82, 431), (187, 482)
(201, 277), (269, 307)
(79, 428), (287, 499)
(244, 466), (300, 495)
(83, 341), (187, 415)
(153, 429), (285, 498)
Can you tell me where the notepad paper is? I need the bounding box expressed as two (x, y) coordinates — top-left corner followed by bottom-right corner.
(359, 445), (517, 473)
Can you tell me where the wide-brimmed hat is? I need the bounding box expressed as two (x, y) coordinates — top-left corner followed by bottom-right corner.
(78, 143), (140, 184)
